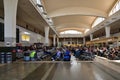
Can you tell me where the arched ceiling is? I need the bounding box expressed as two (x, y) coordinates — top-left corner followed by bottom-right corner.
(42, 0), (117, 35)
(48, 7), (107, 18)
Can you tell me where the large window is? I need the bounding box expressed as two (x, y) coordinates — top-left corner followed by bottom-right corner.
(109, 0), (120, 16)
(92, 17), (105, 28)
(84, 29), (90, 33)
(36, 0), (44, 12)
(92, 0), (120, 28)
(60, 30), (82, 34)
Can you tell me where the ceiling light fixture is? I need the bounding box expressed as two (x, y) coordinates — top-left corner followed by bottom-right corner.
(42, 12), (47, 15)
(36, 4), (43, 7)
(24, 32), (30, 35)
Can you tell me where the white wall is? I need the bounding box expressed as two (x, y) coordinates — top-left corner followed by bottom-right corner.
(17, 26), (45, 46)
(0, 18), (52, 46)
(111, 32), (120, 37)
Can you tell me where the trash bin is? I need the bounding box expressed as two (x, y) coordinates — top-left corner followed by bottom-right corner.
(6, 52), (12, 63)
(24, 52), (30, 61)
(0, 52), (5, 64)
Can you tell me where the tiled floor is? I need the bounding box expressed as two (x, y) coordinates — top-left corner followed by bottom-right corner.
(0, 56), (120, 80)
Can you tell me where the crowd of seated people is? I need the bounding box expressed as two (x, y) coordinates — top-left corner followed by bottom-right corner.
(51, 46), (95, 61)
(23, 45), (95, 61)
(93, 46), (120, 60)
(51, 47), (71, 61)
(71, 46), (95, 60)
(23, 45), (53, 61)
(22, 44), (120, 61)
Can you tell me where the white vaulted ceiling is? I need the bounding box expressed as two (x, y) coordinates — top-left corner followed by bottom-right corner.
(42, 0), (117, 34)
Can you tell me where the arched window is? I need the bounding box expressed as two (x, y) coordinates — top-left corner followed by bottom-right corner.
(92, 17), (105, 28)
(92, 1), (120, 28)
(84, 29), (90, 33)
(36, 0), (44, 12)
(109, 0), (120, 16)
(60, 30), (82, 34)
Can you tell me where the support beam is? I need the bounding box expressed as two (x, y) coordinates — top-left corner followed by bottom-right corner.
(4, 0), (18, 46)
(44, 26), (50, 46)
(53, 34), (56, 47)
(90, 33), (93, 41)
(83, 37), (86, 45)
(105, 26), (110, 38)
(57, 37), (59, 47)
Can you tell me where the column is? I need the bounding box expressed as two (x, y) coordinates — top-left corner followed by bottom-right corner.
(57, 37), (59, 47)
(90, 33), (93, 41)
(4, 0), (18, 46)
(44, 26), (50, 46)
(71, 38), (72, 44)
(53, 34), (56, 47)
(105, 26), (110, 38)
(64, 38), (65, 45)
(83, 37), (86, 45)
(77, 38), (78, 44)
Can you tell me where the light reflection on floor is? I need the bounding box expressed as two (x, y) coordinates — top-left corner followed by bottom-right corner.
(0, 56), (119, 80)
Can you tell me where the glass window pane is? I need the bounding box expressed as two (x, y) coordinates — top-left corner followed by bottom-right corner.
(60, 30), (82, 34)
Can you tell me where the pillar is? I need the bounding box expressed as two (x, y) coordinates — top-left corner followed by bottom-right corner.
(77, 38), (78, 44)
(64, 38), (66, 45)
(57, 37), (59, 47)
(105, 26), (110, 38)
(53, 34), (56, 47)
(4, 0), (18, 46)
(90, 33), (93, 41)
(83, 37), (86, 45)
(44, 26), (50, 46)
(71, 38), (72, 44)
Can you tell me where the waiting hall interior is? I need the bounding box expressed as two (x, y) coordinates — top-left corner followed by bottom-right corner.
(0, 0), (120, 80)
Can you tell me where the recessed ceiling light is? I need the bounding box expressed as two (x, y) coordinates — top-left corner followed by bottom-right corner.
(24, 32), (30, 34)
